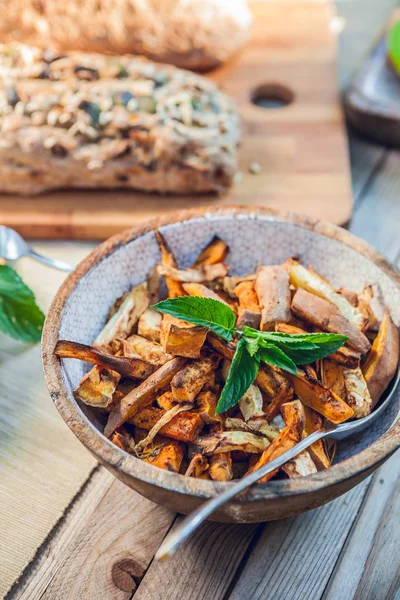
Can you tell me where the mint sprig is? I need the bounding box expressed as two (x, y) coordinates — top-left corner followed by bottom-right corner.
(0, 265), (45, 343)
(153, 296), (348, 414)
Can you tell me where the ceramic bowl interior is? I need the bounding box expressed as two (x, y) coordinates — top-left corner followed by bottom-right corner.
(57, 211), (400, 468)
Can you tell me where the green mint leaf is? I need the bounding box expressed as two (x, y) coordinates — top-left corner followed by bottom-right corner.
(245, 336), (260, 357)
(153, 296), (236, 342)
(0, 265), (45, 343)
(258, 344), (298, 375)
(282, 343), (348, 365)
(388, 20), (400, 75)
(216, 338), (260, 414)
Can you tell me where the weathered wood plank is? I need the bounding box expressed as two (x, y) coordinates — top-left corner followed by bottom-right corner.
(34, 474), (175, 599)
(133, 518), (258, 600)
(350, 151), (400, 262)
(229, 477), (371, 600)
(323, 451), (400, 600)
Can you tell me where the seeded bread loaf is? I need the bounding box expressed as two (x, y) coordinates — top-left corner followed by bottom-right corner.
(0, 43), (240, 195)
(0, 0), (252, 72)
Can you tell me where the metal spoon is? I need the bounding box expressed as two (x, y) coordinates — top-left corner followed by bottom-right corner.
(155, 370), (400, 561)
(0, 226), (73, 272)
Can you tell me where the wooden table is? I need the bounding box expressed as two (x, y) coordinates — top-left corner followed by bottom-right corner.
(2, 2), (400, 598)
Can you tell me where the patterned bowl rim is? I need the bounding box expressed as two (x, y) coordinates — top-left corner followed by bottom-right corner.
(42, 206), (400, 502)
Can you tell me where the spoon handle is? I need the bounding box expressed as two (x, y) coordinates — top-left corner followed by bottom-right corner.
(155, 428), (329, 561)
(29, 250), (74, 272)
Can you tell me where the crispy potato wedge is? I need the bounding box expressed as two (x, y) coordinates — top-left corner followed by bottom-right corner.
(155, 230), (185, 298)
(321, 359), (346, 400)
(225, 417), (280, 441)
(192, 236), (229, 267)
(247, 400), (305, 481)
(209, 452), (233, 481)
(171, 354), (220, 402)
(291, 288), (371, 355)
(111, 429), (136, 453)
(74, 365), (120, 408)
(287, 259), (365, 329)
(129, 406), (203, 443)
(123, 334), (173, 366)
(137, 308), (162, 342)
(303, 405), (330, 470)
(182, 282), (231, 307)
(185, 453), (210, 479)
(197, 430), (270, 454)
(157, 263), (228, 283)
(104, 357), (187, 436)
(363, 309), (399, 405)
(282, 450), (317, 478)
(359, 284), (386, 332)
(143, 440), (185, 472)
(55, 340), (153, 379)
(290, 369), (354, 424)
(160, 314), (208, 358)
(343, 367), (372, 418)
(235, 280), (261, 329)
(94, 282), (149, 348)
(276, 322), (361, 368)
(194, 391), (220, 424)
(255, 265), (291, 331)
(263, 377), (294, 421)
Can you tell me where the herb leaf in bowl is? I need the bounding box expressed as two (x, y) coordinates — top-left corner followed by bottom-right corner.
(0, 265), (45, 343)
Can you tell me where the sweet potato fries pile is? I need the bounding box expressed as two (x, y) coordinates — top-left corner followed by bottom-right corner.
(55, 232), (399, 482)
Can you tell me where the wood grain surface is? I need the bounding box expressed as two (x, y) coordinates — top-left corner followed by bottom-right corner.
(3, 0), (400, 598)
(0, 1), (352, 239)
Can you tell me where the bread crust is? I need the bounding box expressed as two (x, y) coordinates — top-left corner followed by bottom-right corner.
(0, 0), (252, 72)
(0, 43), (240, 195)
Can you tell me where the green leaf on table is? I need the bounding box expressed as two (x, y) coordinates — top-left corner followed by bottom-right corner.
(216, 337), (260, 414)
(388, 19), (400, 75)
(0, 265), (45, 343)
(153, 296), (236, 342)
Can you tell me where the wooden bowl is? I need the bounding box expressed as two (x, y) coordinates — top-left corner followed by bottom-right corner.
(42, 207), (400, 523)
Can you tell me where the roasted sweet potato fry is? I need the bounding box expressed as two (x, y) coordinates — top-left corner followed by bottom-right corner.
(247, 400), (305, 481)
(111, 429), (136, 453)
(157, 263), (228, 283)
(192, 236), (229, 267)
(157, 391), (177, 410)
(197, 430), (270, 454)
(255, 265), (291, 331)
(160, 315), (208, 358)
(155, 230), (185, 298)
(194, 391), (220, 424)
(182, 282), (231, 307)
(185, 453), (210, 478)
(143, 440), (185, 472)
(343, 366), (372, 418)
(129, 406), (204, 443)
(290, 369), (354, 424)
(291, 288), (371, 355)
(363, 309), (399, 405)
(263, 377), (294, 421)
(94, 282), (149, 348)
(104, 357), (187, 436)
(321, 359), (346, 400)
(282, 450), (317, 478)
(209, 452), (233, 481)
(239, 384), (264, 421)
(303, 405), (331, 470)
(55, 340), (154, 379)
(235, 280), (261, 329)
(137, 308), (162, 342)
(123, 334), (173, 366)
(74, 365), (120, 408)
(287, 259), (366, 329)
(171, 354), (220, 402)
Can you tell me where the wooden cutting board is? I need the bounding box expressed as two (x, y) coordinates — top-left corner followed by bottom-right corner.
(0, 1), (352, 239)
(345, 10), (400, 148)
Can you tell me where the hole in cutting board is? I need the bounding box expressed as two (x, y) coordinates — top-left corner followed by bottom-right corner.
(251, 83), (294, 108)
